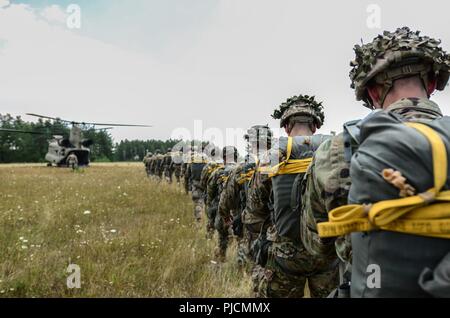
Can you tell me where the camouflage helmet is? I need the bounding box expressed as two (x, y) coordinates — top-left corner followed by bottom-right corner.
(350, 27), (450, 109)
(247, 125), (273, 149)
(203, 144), (219, 158)
(247, 125), (272, 140)
(155, 149), (161, 155)
(222, 146), (238, 163)
(272, 95), (325, 129)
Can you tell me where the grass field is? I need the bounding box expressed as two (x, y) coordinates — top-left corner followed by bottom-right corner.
(0, 163), (251, 297)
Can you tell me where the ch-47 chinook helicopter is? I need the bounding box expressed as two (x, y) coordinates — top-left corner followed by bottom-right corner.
(18, 113), (151, 167)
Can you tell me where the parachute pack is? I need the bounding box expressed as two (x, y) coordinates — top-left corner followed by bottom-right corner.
(319, 109), (450, 297)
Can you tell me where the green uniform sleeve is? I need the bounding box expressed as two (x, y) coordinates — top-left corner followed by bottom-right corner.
(218, 166), (242, 221)
(301, 133), (352, 263)
(243, 165), (272, 225)
(199, 163), (212, 192)
(206, 169), (220, 208)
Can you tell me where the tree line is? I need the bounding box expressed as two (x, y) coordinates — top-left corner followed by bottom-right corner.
(0, 114), (182, 163)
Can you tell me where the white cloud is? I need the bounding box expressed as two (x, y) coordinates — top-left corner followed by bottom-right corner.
(40, 5), (67, 24)
(0, 3), (171, 141)
(0, 0), (449, 146)
(0, 0), (10, 9)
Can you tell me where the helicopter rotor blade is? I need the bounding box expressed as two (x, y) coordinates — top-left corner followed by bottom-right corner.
(79, 122), (152, 127)
(26, 114), (151, 127)
(0, 128), (47, 135)
(84, 127), (114, 131)
(26, 113), (72, 123)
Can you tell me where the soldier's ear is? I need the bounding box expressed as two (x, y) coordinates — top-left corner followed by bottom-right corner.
(367, 85), (382, 109)
(427, 77), (437, 96)
(284, 126), (290, 135)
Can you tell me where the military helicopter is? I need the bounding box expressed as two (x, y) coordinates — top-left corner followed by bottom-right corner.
(1, 126), (92, 162)
(1, 113), (151, 167)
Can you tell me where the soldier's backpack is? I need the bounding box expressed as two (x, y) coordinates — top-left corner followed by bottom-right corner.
(348, 111), (450, 297)
(191, 163), (206, 181)
(269, 135), (329, 244)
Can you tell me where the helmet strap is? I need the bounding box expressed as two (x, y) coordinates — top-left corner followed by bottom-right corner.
(374, 63), (432, 107)
(379, 79), (393, 107)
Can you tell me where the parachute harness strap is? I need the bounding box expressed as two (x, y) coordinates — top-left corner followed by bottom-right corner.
(192, 155), (208, 164)
(207, 164), (224, 175)
(318, 122), (450, 239)
(238, 170), (255, 185)
(236, 154), (260, 185)
(258, 137), (312, 178)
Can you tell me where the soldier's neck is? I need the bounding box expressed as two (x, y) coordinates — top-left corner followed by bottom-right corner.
(288, 125), (313, 137)
(382, 88), (428, 110)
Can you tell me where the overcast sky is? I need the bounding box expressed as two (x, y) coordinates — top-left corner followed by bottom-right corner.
(1, 0), (449, 148)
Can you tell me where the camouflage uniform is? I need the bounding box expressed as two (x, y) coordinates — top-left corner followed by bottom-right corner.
(143, 153), (153, 176)
(148, 155), (156, 177)
(170, 151), (183, 183)
(244, 159), (274, 296)
(162, 152), (174, 183)
(207, 162), (238, 261)
(200, 161), (223, 236)
(253, 96), (338, 298)
(301, 133), (352, 269)
(301, 27), (450, 298)
(181, 152), (191, 194)
(257, 138), (338, 298)
(149, 151), (163, 180)
(206, 146), (239, 261)
(225, 126), (273, 294)
(186, 152), (209, 222)
(218, 162), (255, 267)
(154, 153), (165, 179)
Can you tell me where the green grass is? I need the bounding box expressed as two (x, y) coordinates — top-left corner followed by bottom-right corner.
(0, 163), (251, 297)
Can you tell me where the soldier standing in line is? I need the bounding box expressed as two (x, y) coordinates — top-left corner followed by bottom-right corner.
(206, 146), (239, 262)
(149, 149), (161, 179)
(301, 27), (450, 298)
(254, 95), (337, 298)
(154, 150), (165, 180)
(199, 148), (223, 238)
(181, 148), (193, 194)
(218, 126), (272, 269)
(162, 148), (174, 183)
(143, 151), (153, 177)
(185, 146), (209, 223)
(170, 150), (183, 184)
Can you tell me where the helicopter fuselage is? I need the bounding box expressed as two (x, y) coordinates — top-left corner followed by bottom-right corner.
(45, 138), (90, 166)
